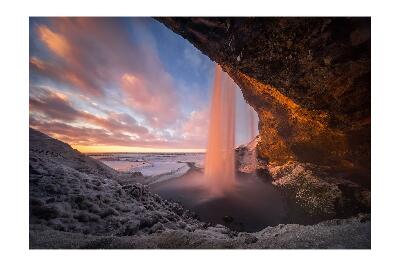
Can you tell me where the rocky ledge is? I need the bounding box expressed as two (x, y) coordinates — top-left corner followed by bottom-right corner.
(236, 136), (370, 219)
(29, 128), (370, 248)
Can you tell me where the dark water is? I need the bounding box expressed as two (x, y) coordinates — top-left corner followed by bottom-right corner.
(150, 169), (312, 232)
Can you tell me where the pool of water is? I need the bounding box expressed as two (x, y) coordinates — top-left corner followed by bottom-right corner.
(150, 169), (305, 232)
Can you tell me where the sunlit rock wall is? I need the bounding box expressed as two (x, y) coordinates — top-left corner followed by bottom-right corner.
(157, 17), (370, 178)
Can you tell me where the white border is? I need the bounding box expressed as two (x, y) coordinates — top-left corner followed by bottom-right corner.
(0, 0), (399, 265)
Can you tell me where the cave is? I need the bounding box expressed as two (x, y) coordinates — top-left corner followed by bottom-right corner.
(28, 17), (371, 249)
(157, 17), (371, 220)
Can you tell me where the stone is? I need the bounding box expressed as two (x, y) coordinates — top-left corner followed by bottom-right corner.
(223, 215), (234, 223)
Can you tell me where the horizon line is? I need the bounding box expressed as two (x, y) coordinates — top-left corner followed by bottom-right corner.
(72, 145), (206, 154)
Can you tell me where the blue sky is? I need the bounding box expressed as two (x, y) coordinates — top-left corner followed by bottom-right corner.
(29, 17), (257, 152)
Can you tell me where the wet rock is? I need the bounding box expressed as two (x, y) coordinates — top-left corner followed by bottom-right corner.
(269, 161), (370, 218)
(223, 215), (234, 223)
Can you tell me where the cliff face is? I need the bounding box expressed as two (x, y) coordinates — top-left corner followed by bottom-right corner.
(157, 17), (371, 217)
(157, 17), (370, 175)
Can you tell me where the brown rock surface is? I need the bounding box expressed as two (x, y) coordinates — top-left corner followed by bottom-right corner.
(157, 17), (371, 216)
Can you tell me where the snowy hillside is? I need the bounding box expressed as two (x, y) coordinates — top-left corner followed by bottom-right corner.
(29, 128), (370, 248)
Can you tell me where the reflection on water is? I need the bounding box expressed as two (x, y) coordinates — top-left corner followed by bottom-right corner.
(150, 170), (289, 232)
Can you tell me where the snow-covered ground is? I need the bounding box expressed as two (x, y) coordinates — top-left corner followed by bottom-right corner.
(90, 153), (204, 184)
(29, 128), (371, 249)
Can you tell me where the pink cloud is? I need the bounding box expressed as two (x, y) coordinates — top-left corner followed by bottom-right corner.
(31, 18), (182, 127)
(29, 86), (211, 149)
(120, 72), (180, 127)
(29, 18), (214, 149)
(180, 108), (209, 146)
(30, 116), (179, 148)
(30, 56), (100, 97)
(30, 87), (149, 138)
(29, 87), (81, 122)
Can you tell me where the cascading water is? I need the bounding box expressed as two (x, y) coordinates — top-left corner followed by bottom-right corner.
(204, 65), (237, 195)
(152, 65), (288, 231)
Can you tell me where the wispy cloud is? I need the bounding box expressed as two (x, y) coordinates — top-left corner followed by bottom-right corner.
(31, 18), (183, 127)
(29, 17), (216, 151)
(29, 86), (208, 149)
(30, 87), (148, 136)
(180, 108), (209, 147)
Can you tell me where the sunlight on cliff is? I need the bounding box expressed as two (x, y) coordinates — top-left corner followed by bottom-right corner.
(232, 71), (348, 165)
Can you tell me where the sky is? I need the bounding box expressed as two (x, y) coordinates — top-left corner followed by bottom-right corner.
(29, 17), (258, 153)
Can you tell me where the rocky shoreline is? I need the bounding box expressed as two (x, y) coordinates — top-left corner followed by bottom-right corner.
(29, 128), (370, 249)
(236, 136), (370, 221)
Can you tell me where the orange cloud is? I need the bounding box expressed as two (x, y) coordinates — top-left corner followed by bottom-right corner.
(32, 18), (182, 126)
(37, 25), (71, 59)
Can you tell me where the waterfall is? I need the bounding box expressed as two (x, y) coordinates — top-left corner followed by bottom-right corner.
(204, 65), (236, 195)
